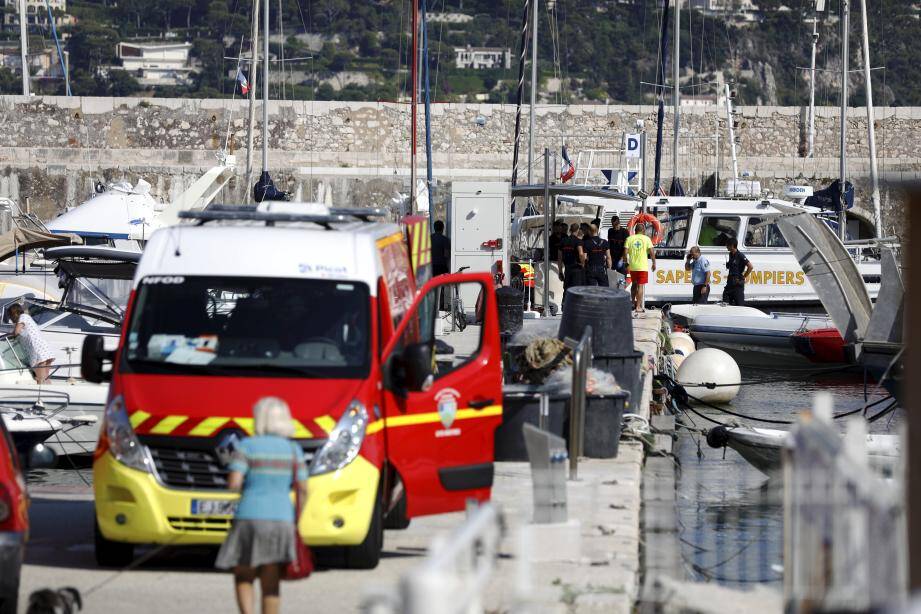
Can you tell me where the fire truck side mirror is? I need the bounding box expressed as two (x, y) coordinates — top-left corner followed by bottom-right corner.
(399, 342), (434, 392)
(81, 334), (113, 384)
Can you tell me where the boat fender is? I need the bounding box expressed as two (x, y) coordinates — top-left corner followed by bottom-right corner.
(706, 426), (730, 449)
(627, 212), (664, 245)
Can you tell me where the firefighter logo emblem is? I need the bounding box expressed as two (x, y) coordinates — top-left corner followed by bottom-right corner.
(435, 388), (460, 429)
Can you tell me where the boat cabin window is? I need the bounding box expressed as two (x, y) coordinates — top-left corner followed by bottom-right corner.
(659, 208), (692, 249)
(697, 216), (740, 247)
(745, 217), (789, 249)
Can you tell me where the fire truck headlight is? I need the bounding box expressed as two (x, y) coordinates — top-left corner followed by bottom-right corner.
(104, 395), (152, 473)
(310, 401), (368, 476)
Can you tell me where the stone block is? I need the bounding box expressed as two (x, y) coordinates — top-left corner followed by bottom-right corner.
(520, 520), (582, 563)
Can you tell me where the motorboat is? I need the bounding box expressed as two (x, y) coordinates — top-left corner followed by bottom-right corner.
(561, 194), (884, 307)
(791, 327), (847, 364)
(0, 246), (136, 456)
(688, 311), (837, 369)
(773, 205), (903, 400)
(0, 336), (105, 457)
(44, 154), (236, 250)
(0, 198), (83, 303)
(0, 245), (135, 380)
(706, 423), (900, 477)
(0, 407), (62, 459)
(668, 303), (768, 328)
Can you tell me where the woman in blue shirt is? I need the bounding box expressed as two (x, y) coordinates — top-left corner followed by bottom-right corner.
(216, 397), (309, 614)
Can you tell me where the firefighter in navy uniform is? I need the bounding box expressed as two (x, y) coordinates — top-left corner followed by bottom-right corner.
(723, 238), (754, 306)
(578, 223), (612, 287)
(557, 223), (585, 292)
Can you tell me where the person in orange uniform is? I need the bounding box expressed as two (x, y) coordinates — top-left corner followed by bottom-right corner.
(624, 221), (656, 314)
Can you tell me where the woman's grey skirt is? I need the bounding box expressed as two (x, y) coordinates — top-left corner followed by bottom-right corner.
(215, 519), (297, 569)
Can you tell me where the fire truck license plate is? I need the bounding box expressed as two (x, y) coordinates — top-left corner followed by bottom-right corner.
(191, 499), (237, 516)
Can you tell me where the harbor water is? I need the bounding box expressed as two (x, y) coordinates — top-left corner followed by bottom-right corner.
(675, 368), (902, 589)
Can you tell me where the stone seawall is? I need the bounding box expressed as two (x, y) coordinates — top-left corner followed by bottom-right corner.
(0, 95), (918, 232)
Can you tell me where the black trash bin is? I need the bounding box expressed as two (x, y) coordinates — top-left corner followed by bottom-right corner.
(592, 350), (644, 411)
(495, 384), (570, 461)
(577, 391), (629, 459)
(558, 286), (634, 355)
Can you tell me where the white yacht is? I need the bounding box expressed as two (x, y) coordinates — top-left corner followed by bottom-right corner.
(571, 195), (883, 307)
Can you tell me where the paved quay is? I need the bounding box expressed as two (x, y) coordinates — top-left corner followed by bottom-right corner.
(20, 311), (664, 613)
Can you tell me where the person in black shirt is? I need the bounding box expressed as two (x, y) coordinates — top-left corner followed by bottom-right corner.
(558, 223), (584, 292)
(431, 220), (450, 276)
(578, 224), (612, 287)
(548, 221), (565, 262)
(723, 238), (753, 305)
(607, 217), (629, 274)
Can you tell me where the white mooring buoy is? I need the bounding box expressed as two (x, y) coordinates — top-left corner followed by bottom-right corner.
(677, 347), (741, 404)
(669, 331), (696, 356)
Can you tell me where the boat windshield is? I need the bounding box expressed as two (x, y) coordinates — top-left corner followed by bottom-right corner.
(124, 276), (371, 379)
(0, 336), (29, 371)
(66, 277), (132, 319)
(656, 207), (693, 257)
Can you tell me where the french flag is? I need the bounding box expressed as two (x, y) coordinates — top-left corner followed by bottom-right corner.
(560, 146), (575, 183)
(236, 69), (250, 95)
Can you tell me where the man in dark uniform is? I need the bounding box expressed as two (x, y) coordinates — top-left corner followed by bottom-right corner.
(548, 221), (565, 262)
(558, 223), (584, 292)
(578, 223), (612, 287)
(607, 217), (629, 274)
(723, 238), (753, 305)
(431, 220), (450, 277)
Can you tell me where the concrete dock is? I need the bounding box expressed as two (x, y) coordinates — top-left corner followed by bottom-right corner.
(19, 311), (665, 613)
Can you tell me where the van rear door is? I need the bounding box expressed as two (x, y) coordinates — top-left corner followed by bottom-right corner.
(380, 273), (502, 518)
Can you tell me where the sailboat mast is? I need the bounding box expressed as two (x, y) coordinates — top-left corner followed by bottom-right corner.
(244, 0), (260, 201)
(838, 0), (849, 242)
(18, 0), (29, 96)
(808, 14), (818, 158)
(262, 0), (269, 173)
(671, 0), (679, 183)
(410, 0), (419, 213)
(859, 0), (882, 236)
(527, 0), (537, 184)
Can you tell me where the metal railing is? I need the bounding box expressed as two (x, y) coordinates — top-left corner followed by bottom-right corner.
(563, 326), (592, 481)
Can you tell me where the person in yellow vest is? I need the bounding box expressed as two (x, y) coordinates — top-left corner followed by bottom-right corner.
(623, 221), (656, 314)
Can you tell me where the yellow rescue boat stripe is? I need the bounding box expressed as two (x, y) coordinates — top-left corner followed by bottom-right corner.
(366, 404), (502, 435)
(149, 415), (188, 435)
(315, 415), (336, 434)
(187, 417), (230, 437)
(129, 410), (151, 429)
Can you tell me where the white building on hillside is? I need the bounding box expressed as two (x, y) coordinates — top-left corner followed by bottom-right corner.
(112, 41), (196, 87)
(3, 0), (74, 27)
(454, 46), (511, 70)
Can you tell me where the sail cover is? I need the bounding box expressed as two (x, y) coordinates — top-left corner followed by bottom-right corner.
(773, 205), (872, 343)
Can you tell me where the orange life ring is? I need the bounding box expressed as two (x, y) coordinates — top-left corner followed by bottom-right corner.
(627, 213), (664, 245)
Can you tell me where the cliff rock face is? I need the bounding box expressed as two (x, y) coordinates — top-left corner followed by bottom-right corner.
(758, 63), (779, 107)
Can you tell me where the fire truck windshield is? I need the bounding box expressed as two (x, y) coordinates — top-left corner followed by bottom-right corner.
(124, 276), (371, 379)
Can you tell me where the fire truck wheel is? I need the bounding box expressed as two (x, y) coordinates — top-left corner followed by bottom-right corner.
(94, 520), (135, 568)
(383, 491), (411, 530)
(343, 487), (384, 569)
